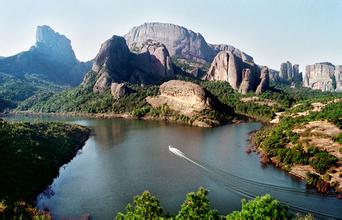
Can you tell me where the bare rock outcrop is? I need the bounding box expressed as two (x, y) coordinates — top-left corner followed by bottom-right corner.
(131, 40), (174, 78)
(238, 69), (253, 94)
(303, 63), (336, 92)
(335, 65), (342, 92)
(203, 51), (242, 90)
(110, 83), (130, 99)
(124, 22), (253, 64)
(203, 51), (267, 94)
(84, 36), (174, 94)
(256, 66), (270, 94)
(146, 80), (213, 117)
(279, 61), (302, 83)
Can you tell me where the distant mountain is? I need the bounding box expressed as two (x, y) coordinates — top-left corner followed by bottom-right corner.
(0, 25), (91, 86)
(124, 22), (254, 64)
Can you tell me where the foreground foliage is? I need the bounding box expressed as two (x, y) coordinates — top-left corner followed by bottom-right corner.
(116, 188), (307, 219)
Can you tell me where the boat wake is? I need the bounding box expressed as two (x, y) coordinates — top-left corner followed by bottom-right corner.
(168, 145), (342, 219)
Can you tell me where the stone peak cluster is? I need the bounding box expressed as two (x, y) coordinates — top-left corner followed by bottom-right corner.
(85, 22), (270, 96)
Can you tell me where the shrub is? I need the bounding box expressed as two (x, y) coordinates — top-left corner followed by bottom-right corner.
(226, 194), (287, 220)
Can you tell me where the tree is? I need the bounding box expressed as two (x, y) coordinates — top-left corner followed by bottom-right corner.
(226, 194), (287, 220)
(176, 187), (219, 219)
(116, 191), (163, 220)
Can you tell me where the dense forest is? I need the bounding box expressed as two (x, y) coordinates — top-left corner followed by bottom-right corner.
(0, 119), (90, 219)
(0, 72), (66, 112)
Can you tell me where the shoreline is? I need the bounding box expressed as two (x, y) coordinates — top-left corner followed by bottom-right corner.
(2, 110), (252, 128)
(247, 126), (342, 196)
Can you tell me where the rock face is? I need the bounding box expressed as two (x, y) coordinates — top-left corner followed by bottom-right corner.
(146, 80), (214, 117)
(86, 35), (174, 94)
(0, 25), (91, 85)
(110, 83), (130, 99)
(202, 51), (268, 94)
(256, 66), (270, 94)
(335, 65), (342, 92)
(238, 69), (253, 94)
(131, 39), (174, 78)
(303, 62), (337, 92)
(279, 61), (302, 83)
(124, 22), (253, 64)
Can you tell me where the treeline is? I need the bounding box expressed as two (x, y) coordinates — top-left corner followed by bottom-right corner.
(0, 72), (66, 112)
(0, 119), (90, 204)
(116, 187), (313, 219)
(15, 73), (342, 124)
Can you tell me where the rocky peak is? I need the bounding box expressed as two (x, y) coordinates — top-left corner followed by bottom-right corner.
(256, 66), (270, 94)
(279, 61), (302, 84)
(88, 36), (175, 94)
(125, 22), (214, 62)
(33, 25), (76, 62)
(124, 22), (252, 64)
(133, 39), (174, 77)
(92, 35), (130, 73)
(304, 62), (341, 92)
(203, 51), (243, 89)
(238, 69), (253, 94)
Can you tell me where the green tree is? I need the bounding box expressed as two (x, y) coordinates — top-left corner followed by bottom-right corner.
(226, 194), (287, 220)
(176, 187), (219, 219)
(116, 191), (163, 220)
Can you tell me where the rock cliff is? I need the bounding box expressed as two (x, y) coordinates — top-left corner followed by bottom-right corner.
(303, 62), (338, 92)
(124, 22), (253, 64)
(146, 80), (214, 117)
(202, 51), (268, 94)
(0, 25), (91, 85)
(85, 35), (174, 94)
(256, 66), (270, 94)
(279, 61), (302, 83)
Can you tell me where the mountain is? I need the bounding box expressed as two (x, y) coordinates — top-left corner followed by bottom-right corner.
(303, 62), (342, 92)
(124, 22), (254, 64)
(202, 51), (269, 94)
(0, 25), (91, 86)
(82, 36), (174, 93)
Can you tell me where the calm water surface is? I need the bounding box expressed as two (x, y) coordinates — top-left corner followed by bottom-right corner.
(4, 115), (342, 219)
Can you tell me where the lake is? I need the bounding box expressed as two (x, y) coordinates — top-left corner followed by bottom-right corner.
(4, 114), (342, 219)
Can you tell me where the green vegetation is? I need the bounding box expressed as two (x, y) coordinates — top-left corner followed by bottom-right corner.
(176, 187), (219, 219)
(226, 194), (287, 220)
(116, 188), (300, 219)
(254, 101), (341, 192)
(0, 119), (90, 202)
(116, 191), (163, 219)
(0, 72), (66, 112)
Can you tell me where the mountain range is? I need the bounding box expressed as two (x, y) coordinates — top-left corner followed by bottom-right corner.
(0, 22), (341, 92)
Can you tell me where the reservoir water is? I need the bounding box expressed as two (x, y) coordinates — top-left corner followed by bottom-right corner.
(4, 115), (342, 219)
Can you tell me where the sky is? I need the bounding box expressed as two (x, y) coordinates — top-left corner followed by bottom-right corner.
(0, 0), (341, 71)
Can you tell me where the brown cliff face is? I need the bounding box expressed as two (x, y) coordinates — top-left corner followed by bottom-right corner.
(146, 80), (214, 117)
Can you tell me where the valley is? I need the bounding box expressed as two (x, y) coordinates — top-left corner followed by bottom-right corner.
(0, 19), (341, 219)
